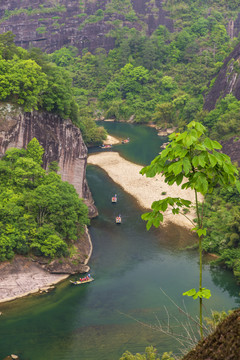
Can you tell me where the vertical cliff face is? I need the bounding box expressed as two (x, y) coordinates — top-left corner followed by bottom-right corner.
(204, 42), (240, 112)
(0, 103), (97, 217)
(0, 0), (173, 54)
(203, 41), (240, 165)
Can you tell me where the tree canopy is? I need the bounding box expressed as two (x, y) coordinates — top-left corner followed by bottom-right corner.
(0, 138), (89, 261)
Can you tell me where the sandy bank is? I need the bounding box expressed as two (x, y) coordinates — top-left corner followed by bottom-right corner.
(0, 227), (93, 304)
(88, 152), (201, 229)
(0, 256), (68, 303)
(103, 134), (120, 145)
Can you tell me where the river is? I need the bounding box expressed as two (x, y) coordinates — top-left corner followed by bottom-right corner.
(0, 123), (239, 360)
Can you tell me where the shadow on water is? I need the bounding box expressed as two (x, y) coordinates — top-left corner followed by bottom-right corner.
(0, 123), (239, 360)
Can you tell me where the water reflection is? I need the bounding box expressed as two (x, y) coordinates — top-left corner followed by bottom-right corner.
(209, 266), (240, 306)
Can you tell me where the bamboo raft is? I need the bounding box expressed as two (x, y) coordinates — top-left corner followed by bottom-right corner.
(70, 278), (94, 285)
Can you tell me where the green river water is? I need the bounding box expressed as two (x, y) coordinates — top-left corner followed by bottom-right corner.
(0, 123), (239, 360)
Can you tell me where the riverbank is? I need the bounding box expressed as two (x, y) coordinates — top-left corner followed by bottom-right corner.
(88, 152), (201, 229)
(0, 257), (68, 304)
(0, 227), (93, 304)
(103, 134), (120, 145)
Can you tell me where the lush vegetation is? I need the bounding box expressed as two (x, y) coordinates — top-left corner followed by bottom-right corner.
(44, 0), (240, 281)
(140, 121), (238, 338)
(1, 0), (240, 278)
(46, 0), (240, 132)
(0, 138), (89, 261)
(202, 185), (240, 280)
(0, 32), (107, 146)
(2, 0), (240, 139)
(2, 0), (240, 142)
(120, 346), (174, 360)
(0, 4), (66, 24)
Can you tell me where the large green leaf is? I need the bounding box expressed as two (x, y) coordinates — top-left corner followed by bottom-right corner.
(208, 153), (217, 167)
(176, 173), (183, 185)
(203, 137), (213, 150)
(183, 157), (192, 175)
(183, 288), (197, 297)
(198, 152), (207, 167)
(192, 156), (199, 167)
(173, 161), (183, 176)
(211, 140), (222, 149)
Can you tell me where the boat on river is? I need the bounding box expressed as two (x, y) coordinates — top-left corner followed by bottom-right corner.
(112, 194), (117, 203)
(70, 276), (94, 285)
(100, 144), (112, 149)
(122, 138), (130, 144)
(115, 215), (121, 224)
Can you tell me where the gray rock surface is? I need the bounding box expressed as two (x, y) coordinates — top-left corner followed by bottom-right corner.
(204, 42), (240, 112)
(0, 103), (97, 217)
(0, 0), (173, 54)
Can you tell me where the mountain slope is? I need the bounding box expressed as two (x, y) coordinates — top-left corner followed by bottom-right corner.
(0, 0), (173, 53)
(204, 41), (240, 112)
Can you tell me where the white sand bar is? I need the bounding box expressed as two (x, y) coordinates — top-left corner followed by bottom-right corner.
(103, 135), (120, 145)
(88, 152), (201, 229)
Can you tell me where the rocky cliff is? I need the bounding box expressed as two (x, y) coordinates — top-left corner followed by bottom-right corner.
(203, 41), (240, 165)
(204, 41), (240, 112)
(0, 0), (173, 54)
(0, 103), (97, 217)
(182, 308), (240, 360)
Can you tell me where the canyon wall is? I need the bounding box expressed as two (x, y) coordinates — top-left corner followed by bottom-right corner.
(203, 41), (240, 165)
(0, 0), (173, 54)
(204, 42), (240, 112)
(0, 103), (97, 217)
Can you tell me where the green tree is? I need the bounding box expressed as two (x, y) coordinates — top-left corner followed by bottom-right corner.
(0, 57), (48, 110)
(120, 346), (174, 360)
(140, 121), (238, 339)
(153, 102), (174, 126)
(191, 17), (209, 37)
(11, 157), (45, 189)
(79, 118), (107, 145)
(0, 141), (90, 261)
(26, 176), (89, 240)
(0, 31), (18, 60)
(161, 76), (176, 91)
(48, 161), (60, 173)
(40, 64), (76, 119)
(30, 225), (68, 258)
(26, 137), (45, 165)
(119, 63), (149, 98)
(50, 46), (78, 67)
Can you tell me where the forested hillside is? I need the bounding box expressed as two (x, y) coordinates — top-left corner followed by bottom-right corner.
(0, 0), (173, 53)
(43, 0), (240, 136)
(1, 2), (240, 359)
(0, 32), (106, 145)
(0, 138), (89, 261)
(1, 0), (240, 280)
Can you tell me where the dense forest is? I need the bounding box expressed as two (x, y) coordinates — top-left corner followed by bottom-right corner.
(1, 0), (240, 279)
(46, 0), (240, 281)
(45, 0), (240, 139)
(0, 31), (107, 146)
(0, 138), (89, 261)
